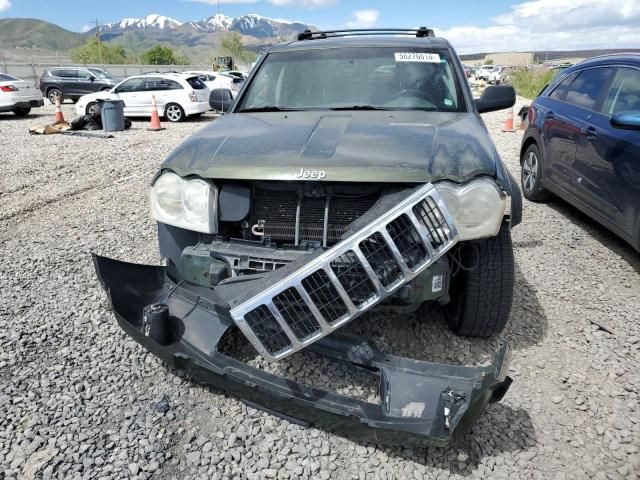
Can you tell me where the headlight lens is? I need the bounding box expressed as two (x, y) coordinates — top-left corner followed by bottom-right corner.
(435, 178), (506, 241)
(150, 172), (217, 233)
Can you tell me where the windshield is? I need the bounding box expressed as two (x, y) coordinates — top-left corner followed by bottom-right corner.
(238, 47), (465, 112)
(88, 68), (116, 80)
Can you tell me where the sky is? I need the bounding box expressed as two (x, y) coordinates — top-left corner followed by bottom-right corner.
(1, 0), (640, 53)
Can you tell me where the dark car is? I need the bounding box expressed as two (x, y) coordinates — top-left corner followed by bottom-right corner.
(520, 54), (640, 251)
(39, 67), (120, 104)
(94, 28), (520, 447)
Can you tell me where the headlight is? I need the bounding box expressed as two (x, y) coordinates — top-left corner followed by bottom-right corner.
(150, 172), (217, 234)
(435, 178), (506, 241)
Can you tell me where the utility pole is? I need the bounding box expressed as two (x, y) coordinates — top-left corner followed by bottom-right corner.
(127, 31), (136, 64)
(94, 19), (104, 65)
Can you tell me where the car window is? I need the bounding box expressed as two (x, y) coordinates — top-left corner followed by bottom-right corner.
(87, 68), (115, 80)
(77, 70), (94, 80)
(239, 47), (466, 112)
(116, 78), (144, 93)
(548, 72), (578, 100)
(0, 73), (18, 81)
(564, 67), (614, 110)
(602, 67), (640, 115)
(165, 79), (183, 90)
(186, 77), (207, 90)
(56, 69), (78, 78)
(144, 77), (168, 91)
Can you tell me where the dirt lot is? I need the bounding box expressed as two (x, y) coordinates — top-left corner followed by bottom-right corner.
(0, 101), (638, 480)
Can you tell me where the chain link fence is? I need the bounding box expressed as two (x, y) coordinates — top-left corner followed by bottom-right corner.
(0, 62), (252, 86)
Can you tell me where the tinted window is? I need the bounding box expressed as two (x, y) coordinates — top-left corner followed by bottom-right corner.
(186, 77), (207, 90)
(602, 67), (640, 115)
(564, 67), (614, 110)
(60, 69), (78, 78)
(549, 72), (578, 100)
(0, 73), (18, 81)
(87, 68), (115, 80)
(239, 47), (465, 112)
(77, 70), (93, 79)
(165, 80), (183, 90)
(143, 77), (165, 91)
(116, 78), (144, 93)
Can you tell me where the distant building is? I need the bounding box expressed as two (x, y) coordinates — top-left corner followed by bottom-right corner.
(485, 52), (534, 66)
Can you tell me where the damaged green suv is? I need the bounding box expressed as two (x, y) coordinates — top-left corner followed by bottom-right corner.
(95, 28), (521, 447)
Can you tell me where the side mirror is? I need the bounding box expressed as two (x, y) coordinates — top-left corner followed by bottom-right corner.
(89, 76), (96, 82)
(209, 88), (234, 113)
(476, 85), (516, 114)
(610, 112), (640, 131)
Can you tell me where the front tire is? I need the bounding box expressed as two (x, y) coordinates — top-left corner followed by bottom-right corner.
(164, 103), (184, 123)
(521, 143), (549, 202)
(445, 225), (514, 337)
(13, 107), (31, 117)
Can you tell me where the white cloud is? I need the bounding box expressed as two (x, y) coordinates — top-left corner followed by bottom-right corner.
(0, 0), (11, 13)
(345, 9), (379, 29)
(268, 0), (337, 6)
(436, 0), (640, 53)
(81, 24), (92, 32)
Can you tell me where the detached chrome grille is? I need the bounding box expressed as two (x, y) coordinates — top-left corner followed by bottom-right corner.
(230, 184), (458, 361)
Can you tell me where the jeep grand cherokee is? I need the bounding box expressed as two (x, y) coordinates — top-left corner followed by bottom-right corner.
(94, 28), (521, 447)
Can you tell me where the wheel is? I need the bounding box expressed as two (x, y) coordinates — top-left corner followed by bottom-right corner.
(47, 88), (62, 104)
(445, 225), (514, 337)
(86, 102), (100, 116)
(521, 143), (549, 202)
(164, 103), (184, 122)
(12, 107), (31, 117)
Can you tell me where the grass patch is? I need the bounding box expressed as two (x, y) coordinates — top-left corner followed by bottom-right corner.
(511, 68), (556, 99)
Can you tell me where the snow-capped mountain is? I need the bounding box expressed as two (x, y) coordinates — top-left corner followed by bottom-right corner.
(190, 14), (233, 33)
(97, 14), (183, 34)
(93, 13), (312, 39)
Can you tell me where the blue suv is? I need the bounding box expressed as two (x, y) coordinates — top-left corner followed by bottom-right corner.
(520, 54), (640, 251)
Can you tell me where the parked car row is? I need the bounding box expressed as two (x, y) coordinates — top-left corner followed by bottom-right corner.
(0, 66), (248, 121)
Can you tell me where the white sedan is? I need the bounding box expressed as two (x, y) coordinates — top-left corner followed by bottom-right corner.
(75, 73), (210, 122)
(0, 73), (44, 117)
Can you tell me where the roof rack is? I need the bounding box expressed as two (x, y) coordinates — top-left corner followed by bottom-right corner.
(297, 27), (435, 41)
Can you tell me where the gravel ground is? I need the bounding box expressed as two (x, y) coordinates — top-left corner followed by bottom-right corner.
(0, 100), (638, 480)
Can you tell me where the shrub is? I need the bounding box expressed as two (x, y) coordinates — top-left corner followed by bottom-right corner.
(511, 68), (556, 99)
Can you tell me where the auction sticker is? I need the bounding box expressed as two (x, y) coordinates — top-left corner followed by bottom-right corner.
(395, 52), (441, 63)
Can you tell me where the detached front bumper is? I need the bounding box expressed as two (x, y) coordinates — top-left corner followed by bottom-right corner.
(94, 254), (512, 447)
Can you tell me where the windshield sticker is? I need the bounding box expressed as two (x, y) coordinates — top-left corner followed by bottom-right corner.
(395, 52), (441, 63)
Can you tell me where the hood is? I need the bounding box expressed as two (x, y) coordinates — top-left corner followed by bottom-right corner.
(162, 110), (499, 183)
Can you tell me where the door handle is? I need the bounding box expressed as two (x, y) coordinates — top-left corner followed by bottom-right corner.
(584, 126), (597, 141)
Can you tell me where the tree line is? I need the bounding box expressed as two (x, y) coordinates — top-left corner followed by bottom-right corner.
(69, 32), (257, 65)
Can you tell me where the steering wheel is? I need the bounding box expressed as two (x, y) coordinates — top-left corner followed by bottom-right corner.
(389, 87), (430, 102)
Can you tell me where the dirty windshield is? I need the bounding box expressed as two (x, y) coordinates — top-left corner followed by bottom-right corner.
(239, 47), (466, 112)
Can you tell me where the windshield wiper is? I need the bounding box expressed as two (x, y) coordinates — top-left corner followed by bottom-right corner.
(329, 105), (393, 111)
(239, 106), (302, 112)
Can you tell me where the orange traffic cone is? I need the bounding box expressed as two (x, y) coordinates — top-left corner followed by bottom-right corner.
(147, 95), (165, 131)
(502, 107), (515, 132)
(54, 97), (65, 123)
